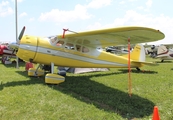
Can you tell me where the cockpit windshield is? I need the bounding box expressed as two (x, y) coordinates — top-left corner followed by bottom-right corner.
(48, 36), (64, 46)
(48, 36), (58, 45)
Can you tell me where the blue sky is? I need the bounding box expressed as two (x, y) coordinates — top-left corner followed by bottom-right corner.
(0, 0), (173, 45)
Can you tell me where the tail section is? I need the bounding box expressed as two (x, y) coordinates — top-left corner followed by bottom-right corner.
(122, 44), (157, 66)
(157, 45), (168, 56)
(123, 44), (146, 61)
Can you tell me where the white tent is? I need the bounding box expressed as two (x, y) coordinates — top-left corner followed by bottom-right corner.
(67, 68), (109, 74)
(58, 67), (109, 74)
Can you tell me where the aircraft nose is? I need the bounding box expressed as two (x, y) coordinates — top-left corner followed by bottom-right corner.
(8, 42), (19, 51)
(17, 35), (38, 62)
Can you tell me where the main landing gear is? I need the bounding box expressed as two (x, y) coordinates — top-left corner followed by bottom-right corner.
(136, 67), (141, 71)
(27, 62), (65, 84)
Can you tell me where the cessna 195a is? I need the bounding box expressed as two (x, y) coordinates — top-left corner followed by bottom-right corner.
(10, 26), (165, 84)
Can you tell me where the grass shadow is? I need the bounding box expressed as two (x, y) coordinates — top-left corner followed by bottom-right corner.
(0, 71), (44, 91)
(118, 68), (158, 74)
(156, 61), (173, 63)
(50, 73), (155, 119)
(1, 71), (155, 119)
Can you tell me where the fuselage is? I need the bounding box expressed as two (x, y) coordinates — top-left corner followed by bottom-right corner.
(157, 50), (173, 60)
(17, 35), (142, 68)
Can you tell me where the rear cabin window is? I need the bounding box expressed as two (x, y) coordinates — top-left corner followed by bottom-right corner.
(75, 45), (89, 53)
(82, 47), (89, 53)
(76, 45), (81, 52)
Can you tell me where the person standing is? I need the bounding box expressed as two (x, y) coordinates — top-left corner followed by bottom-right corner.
(25, 59), (34, 71)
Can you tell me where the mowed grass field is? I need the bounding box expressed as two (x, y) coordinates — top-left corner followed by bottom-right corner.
(0, 57), (173, 120)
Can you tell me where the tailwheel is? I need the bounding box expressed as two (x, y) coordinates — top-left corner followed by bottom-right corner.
(45, 73), (65, 84)
(136, 67), (141, 71)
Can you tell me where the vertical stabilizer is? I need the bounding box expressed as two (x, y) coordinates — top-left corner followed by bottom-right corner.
(157, 45), (168, 55)
(123, 44), (146, 62)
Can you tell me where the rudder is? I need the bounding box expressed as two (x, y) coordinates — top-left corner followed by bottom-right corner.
(157, 45), (168, 55)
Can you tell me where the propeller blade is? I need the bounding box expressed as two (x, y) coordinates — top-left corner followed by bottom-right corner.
(18, 26), (25, 42)
(16, 26), (25, 69)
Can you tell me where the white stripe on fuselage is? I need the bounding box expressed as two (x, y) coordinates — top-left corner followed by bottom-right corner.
(19, 44), (128, 67)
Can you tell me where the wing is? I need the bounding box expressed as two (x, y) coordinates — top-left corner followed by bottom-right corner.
(57, 26), (165, 48)
(161, 44), (173, 48)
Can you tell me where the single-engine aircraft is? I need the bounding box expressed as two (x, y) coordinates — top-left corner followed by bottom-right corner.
(10, 26), (165, 84)
(149, 45), (173, 62)
(0, 43), (16, 64)
(0, 44), (14, 56)
(105, 45), (134, 54)
(145, 43), (173, 62)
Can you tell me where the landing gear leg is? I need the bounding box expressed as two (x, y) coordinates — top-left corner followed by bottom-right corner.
(51, 62), (54, 74)
(34, 64), (43, 76)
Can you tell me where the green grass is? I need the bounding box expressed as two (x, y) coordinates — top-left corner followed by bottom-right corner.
(0, 58), (173, 120)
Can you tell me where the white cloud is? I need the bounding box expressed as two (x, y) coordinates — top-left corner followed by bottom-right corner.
(29, 17), (35, 22)
(128, 0), (137, 2)
(39, 4), (92, 23)
(146, 0), (152, 8)
(119, 1), (125, 5)
(17, 0), (23, 2)
(38, 0), (112, 23)
(86, 22), (102, 30)
(0, 1), (13, 17)
(11, 0), (23, 3)
(137, 6), (144, 10)
(0, 1), (9, 6)
(19, 12), (27, 17)
(86, 0), (112, 9)
(86, 9), (173, 43)
(110, 10), (173, 43)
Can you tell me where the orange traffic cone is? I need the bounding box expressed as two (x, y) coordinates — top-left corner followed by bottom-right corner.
(152, 106), (160, 120)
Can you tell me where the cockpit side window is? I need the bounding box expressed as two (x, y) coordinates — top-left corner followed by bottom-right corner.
(56, 40), (64, 47)
(65, 43), (74, 50)
(48, 36), (90, 53)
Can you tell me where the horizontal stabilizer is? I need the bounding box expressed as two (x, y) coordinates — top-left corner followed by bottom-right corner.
(132, 60), (158, 66)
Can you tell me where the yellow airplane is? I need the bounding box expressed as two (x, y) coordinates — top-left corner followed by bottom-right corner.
(11, 26), (165, 84)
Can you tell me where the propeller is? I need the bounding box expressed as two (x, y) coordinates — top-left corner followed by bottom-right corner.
(10, 26), (25, 51)
(18, 26), (25, 44)
(9, 26), (25, 68)
(17, 26), (26, 68)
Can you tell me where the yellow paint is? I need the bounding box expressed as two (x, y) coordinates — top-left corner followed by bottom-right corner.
(45, 74), (65, 84)
(28, 68), (44, 76)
